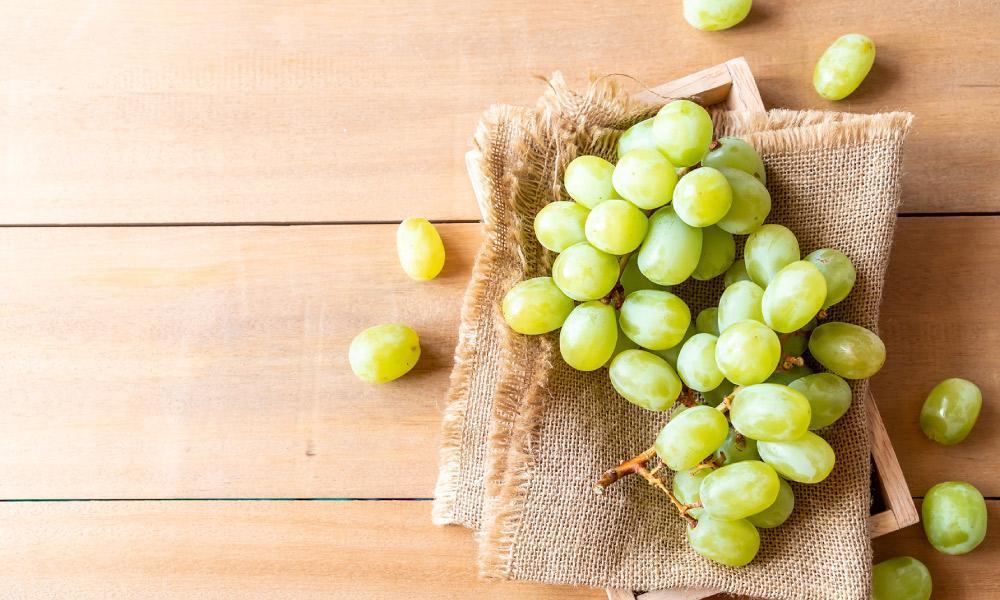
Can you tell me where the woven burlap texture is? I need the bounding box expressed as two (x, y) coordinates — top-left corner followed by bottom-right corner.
(433, 75), (912, 600)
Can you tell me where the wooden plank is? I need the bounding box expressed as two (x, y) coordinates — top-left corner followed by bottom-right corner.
(1, 1), (998, 223)
(0, 500), (601, 599)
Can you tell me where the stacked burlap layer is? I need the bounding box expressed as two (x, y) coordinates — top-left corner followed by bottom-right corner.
(433, 75), (912, 600)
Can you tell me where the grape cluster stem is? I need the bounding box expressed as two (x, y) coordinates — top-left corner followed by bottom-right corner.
(594, 446), (700, 528)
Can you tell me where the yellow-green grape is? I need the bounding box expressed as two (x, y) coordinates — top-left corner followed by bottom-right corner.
(672, 167), (733, 227)
(617, 118), (657, 158)
(654, 405), (729, 470)
(703, 136), (766, 184)
(551, 242), (620, 301)
(724, 260), (752, 287)
(501, 277), (575, 335)
(813, 34), (876, 101)
(653, 324), (696, 369)
(584, 199), (649, 255)
(702, 379), (736, 407)
(920, 378), (982, 445)
(696, 307), (720, 336)
(765, 364), (813, 386)
(922, 481), (987, 555)
(744, 224), (800, 286)
(718, 280), (764, 332)
(790, 373), (852, 430)
(619, 289), (692, 350)
(673, 468), (711, 519)
(612, 148), (678, 210)
(348, 324), (421, 384)
(730, 383), (812, 442)
(872, 556), (932, 600)
(716, 167), (771, 235)
(559, 302), (617, 371)
(603, 321), (640, 368)
(620, 254), (666, 295)
(758, 432), (835, 484)
(683, 0), (753, 31)
(687, 515), (760, 567)
(700, 460), (780, 521)
(692, 225), (736, 281)
(761, 261), (828, 333)
(396, 218), (445, 281)
(677, 333), (724, 392)
(609, 349), (682, 412)
(808, 322), (886, 379)
(806, 248), (856, 309)
(748, 478), (794, 529)
(714, 427), (760, 465)
(652, 100), (713, 168)
(638, 206), (703, 285)
(564, 155), (618, 208)
(533, 201), (589, 252)
(715, 319), (780, 385)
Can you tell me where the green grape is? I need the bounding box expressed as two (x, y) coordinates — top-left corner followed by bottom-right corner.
(672, 167), (733, 227)
(564, 155), (618, 208)
(701, 379), (736, 407)
(701, 461), (780, 521)
(872, 556), (932, 600)
(715, 320), (780, 385)
(501, 277), (575, 335)
(922, 481), (987, 555)
(703, 136), (766, 184)
(714, 427), (760, 465)
(808, 322), (886, 379)
(814, 33), (876, 101)
(533, 201), (589, 252)
(348, 323), (421, 384)
(617, 118), (657, 158)
(396, 218), (445, 281)
(716, 167), (771, 235)
(765, 364), (812, 386)
(730, 383), (812, 442)
(584, 199), (649, 255)
(758, 432), (835, 484)
(673, 468), (711, 519)
(781, 331), (809, 358)
(920, 378), (982, 445)
(612, 148), (678, 210)
(652, 100), (713, 167)
(723, 260), (751, 287)
(654, 405), (729, 470)
(718, 280), (764, 332)
(687, 515), (760, 567)
(551, 242), (620, 301)
(603, 321), (640, 368)
(619, 290), (692, 350)
(677, 333), (724, 392)
(790, 373), (852, 430)
(609, 349), (682, 412)
(620, 254), (666, 295)
(682, 0), (753, 31)
(653, 324), (697, 369)
(692, 225), (736, 281)
(559, 302), (617, 371)
(637, 206), (703, 285)
(761, 260), (827, 333)
(696, 307), (720, 336)
(744, 224), (800, 286)
(748, 478), (794, 529)
(806, 248), (856, 309)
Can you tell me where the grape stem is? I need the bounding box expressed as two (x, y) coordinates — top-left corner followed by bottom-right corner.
(715, 393), (735, 414)
(780, 355), (805, 371)
(688, 454), (724, 474)
(817, 309), (829, 320)
(594, 446), (699, 528)
(678, 386), (699, 407)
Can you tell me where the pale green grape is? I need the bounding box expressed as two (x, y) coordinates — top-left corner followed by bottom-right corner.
(920, 378), (982, 445)
(716, 167), (771, 235)
(396, 218), (445, 281)
(653, 324), (697, 369)
(652, 100), (713, 167)
(533, 201), (589, 252)
(692, 225), (736, 281)
(701, 379), (736, 407)
(677, 333), (724, 392)
(654, 405), (729, 470)
(612, 148), (678, 210)
(701, 460), (780, 521)
(765, 364), (812, 386)
(672, 167), (733, 227)
(620, 254), (666, 295)
(808, 322), (886, 379)
(683, 0), (753, 31)
(762, 261), (827, 333)
(806, 248), (856, 309)
(744, 224), (800, 286)
(687, 515), (760, 567)
(609, 349), (682, 412)
(922, 481), (987, 555)
(872, 556), (932, 600)
(781, 330), (809, 358)
(814, 33), (876, 101)
(718, 280), (764, 331)
(723, 260), (751, 287)
(790, 373), (852, 430)
(619, 290), (692, 350)
(758, 432), (835, 484)
(349, 323), (421, 384)
(559, 302), (617, 371)
(501, 277), (575, 335)
(673, 468), (711, 519)
(696, 307), (720, 336)
(730, 383), (812, 442)
(703, 136), (766, 184)
(714, 427), (759, 465)
(715, 320), (780, 385)
(564, 155), (618, 208)
(638, 206), (703, 285)
(584, 199), (649, 255)
(748, 478), (794, 529)
(603, 321), (640, 368)
(551, 242), (620, 301)
(617, 118), (657, 158)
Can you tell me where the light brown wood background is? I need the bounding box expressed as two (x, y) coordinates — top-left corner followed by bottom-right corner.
(0, 1), (997, 598)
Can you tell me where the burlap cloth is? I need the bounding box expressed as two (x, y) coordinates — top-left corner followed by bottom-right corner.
(432, 74), (912, 600)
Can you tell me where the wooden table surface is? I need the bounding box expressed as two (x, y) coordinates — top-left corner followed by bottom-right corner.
(1, 1), (998, 598)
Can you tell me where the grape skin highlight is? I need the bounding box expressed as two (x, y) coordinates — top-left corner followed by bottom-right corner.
(533, 201), (590, 252)
(501, 277), (575, 335)
(814, 33), (876, 101)
(922, 481), (987, 555)
(348, 323), (421, 384)
(920, 378), (982, 445)
(564, 155), (618, 208)
(559, 302), (618, 371)
(396, 217), (446, 281)
(551, 242), (620, 301)
(652, 100), (714, 168)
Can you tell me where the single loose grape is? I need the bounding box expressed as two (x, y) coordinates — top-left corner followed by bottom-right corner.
(654, 405), (729, 470)
(730, 383), (812, 442)
(559, 302), (618, 371)
(696, 307), (720, 336)
(617, 117), (658, 158)
(348, 323), (421, 384)
(762, 260), (828, 333)
(396, 218), (445, 280)
(765, 364), (813, 386)
(716, 167), (771, 235)
(619, 289), (692, 350)
(584, 199), (649, 255)
(744, 224), (800, 286)
(814, 33), (876, 101)
(638, 206), (703, 285)
(609, 349), (682, 412)
(501, 277), (575, 335)
(652, 100), (713, 167)
(682, 0), (753, 31)
(758, 432), (836, 484)
(533, 201), (589, 252)
(564, 155), (618, 208)
(702, 379), (736, 407)
(714, 427), (760, 465)
(806, 248), (856, 309)
(790, 373), (853, 430)
(612, 148), (678, 210)
(653, 324), (697, 369)
(872, 556), (932, 600)
(700, 460), (780, 521)
(723, 260), (752, 287)
(718, 280), (764, 332)
(620, 254), (666, 295)
(703, 136), (766, 184)
(551, 242), (620, 301)
(920, 378), (982, 445)
(673, 468), (711, 519)
(747, 478), (794, 529)
(687, 515), (760, 567)
(692, 225), (736, 281)
(922, 481), (987, 555)
(715, 320), (781, 386)
(808, 322), (886, 379)
(677, 333), (725, 392)
(672, 167), (733, 227)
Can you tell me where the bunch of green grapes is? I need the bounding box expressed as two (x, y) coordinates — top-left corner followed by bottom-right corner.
(501, 100), (891, 567)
